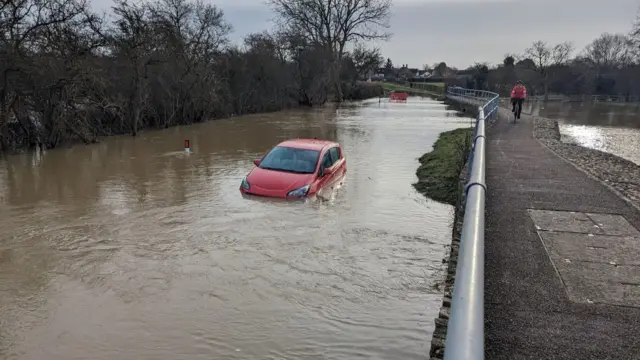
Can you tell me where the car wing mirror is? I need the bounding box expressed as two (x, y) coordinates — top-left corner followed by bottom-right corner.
(254, 159), (261, 166)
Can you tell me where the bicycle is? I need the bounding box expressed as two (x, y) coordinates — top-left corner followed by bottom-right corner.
(511, 99), (523, 123)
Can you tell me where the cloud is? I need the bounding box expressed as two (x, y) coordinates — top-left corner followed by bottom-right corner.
(376, 0), (639, 68)
(90, 0), (639, 68)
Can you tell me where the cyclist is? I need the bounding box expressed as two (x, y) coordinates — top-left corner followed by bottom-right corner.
(510, 80), (527, 119)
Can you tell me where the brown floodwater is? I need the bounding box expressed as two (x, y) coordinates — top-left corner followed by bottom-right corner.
(0, 97), (473, 360)
(527, 101), (640, 165)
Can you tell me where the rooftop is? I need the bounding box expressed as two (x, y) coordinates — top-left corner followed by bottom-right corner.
(277, 138), (338, 151)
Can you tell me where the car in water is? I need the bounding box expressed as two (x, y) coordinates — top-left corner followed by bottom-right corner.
(240, 139), (347, 199)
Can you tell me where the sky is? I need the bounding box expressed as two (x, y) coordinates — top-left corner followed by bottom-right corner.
(91, 0), (640, 69)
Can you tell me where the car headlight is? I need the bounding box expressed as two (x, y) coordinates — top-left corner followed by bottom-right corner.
(241, 177), (250, 190)
(287, 185), (310, 197)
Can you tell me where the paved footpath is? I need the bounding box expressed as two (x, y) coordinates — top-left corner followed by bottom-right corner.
(485, 108), (640, 360)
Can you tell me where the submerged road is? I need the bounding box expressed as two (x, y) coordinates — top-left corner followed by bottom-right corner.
(0, 97), (472, 360)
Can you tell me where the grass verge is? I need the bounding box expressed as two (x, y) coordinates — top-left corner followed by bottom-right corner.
(414, 82), (445, 88)
(372, 81), (444, 97)
(413, 127), (473, 206)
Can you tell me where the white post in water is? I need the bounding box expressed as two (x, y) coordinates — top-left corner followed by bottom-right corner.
(184, 139), (190, 153)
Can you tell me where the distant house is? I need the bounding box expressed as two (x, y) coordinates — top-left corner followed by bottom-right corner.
(416, 70), (431, 78)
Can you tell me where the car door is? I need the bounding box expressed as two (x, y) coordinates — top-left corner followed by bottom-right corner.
(329, 146), (345, 178)
(323, 146), (345, 190)
(316, 149), (335, 193)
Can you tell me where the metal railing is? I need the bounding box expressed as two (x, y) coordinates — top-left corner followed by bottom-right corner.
(441, 87), (499, 360)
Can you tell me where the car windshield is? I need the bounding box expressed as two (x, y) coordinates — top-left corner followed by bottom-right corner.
(259, 146), (320, 174)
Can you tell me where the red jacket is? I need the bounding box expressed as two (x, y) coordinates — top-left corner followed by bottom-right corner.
(511, 84), (527, 99)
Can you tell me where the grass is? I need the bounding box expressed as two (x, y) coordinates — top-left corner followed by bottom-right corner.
(411, 82), (445, 88)
(413, 127), (473, 206)
(372, 81), (445, 96)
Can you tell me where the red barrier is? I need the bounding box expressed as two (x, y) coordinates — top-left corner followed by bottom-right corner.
(390, 91), (408, 101)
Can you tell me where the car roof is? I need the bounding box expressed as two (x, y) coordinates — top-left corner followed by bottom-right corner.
(276, 138), (339, 151)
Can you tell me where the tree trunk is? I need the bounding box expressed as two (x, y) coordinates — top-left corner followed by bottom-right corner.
(132, 65), (142, 137)
(544, 79), (549, 101)
(332, 61), (343, 102)
(0, 70), (7, 128)
(132, 106), (139, 136)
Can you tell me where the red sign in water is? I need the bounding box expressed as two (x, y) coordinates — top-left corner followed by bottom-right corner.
(390, 91), (408, 101)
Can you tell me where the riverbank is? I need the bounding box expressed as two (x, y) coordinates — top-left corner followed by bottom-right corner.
(427, 161), (468, 360)
(413, 128), (472, 206)
(533, 115), (640, 210)
(412, 127), (473, 360)
(0, 82), (383, 155)
(374, 81), (444, 98)
(343, 81), (385, 100)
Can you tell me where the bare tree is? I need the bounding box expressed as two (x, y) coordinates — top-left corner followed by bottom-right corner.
(267, 0), (392, 101)
(283, 33), (332, 106)
(146, 0), (231, 126)
(108, 0), (158, 136)
(525, 40), (573, 99)
(432, 62), (448, 77)
(470, 62), (489, 89)
(583, 33), (632, 71)
(350, 45), (383, 80)
(630, 7), (640, 62)
(0, 0), (99, 148)
(552, 42), (574, 65)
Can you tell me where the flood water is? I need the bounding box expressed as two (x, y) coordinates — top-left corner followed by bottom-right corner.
(527, 101), (640, 165)
(0, 97), (473, 360)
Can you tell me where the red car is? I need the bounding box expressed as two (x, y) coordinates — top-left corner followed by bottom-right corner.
(240, 139), (347, 199)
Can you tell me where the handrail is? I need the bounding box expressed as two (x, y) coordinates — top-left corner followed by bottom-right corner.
(442, 87), (499, 360)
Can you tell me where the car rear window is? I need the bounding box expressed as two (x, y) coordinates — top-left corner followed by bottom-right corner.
(259, 146), (320, 174)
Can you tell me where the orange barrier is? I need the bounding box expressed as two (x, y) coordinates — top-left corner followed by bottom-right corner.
(389, 91), (408, 101)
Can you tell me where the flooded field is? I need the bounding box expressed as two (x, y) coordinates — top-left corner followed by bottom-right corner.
(0, 97), (473, 360)
(528, 101), (640, 164)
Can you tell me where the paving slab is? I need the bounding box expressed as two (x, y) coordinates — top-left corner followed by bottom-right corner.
(528, 209), (604, 234)
(538, 231), (640, 266)
(552, 260), (640, 307)
(529, 210), (640, 308)
(585, 213), (640, 237)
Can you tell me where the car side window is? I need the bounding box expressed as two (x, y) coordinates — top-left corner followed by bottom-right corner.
(321, 151), (332, 170)
(329, 147), (341, 163)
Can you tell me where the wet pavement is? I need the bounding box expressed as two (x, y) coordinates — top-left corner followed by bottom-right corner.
(0, 97), (473, 360)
